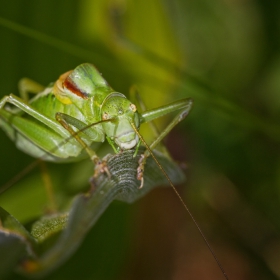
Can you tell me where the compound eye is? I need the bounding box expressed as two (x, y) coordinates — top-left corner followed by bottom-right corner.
(102, 112), (109, 120)
(130, 103), (137, 112)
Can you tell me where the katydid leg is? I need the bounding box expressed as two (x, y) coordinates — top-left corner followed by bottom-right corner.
(136, 98), (193, 186)
(55, 112), (110, 177)
(141, 98), (193, 156)
(129, 86), (168, 155)
(55, 113), (99, 162)
(140, 98), (193, 125)
(130, 86), (163, 137)
(39, 161), (57, 213)
(54, 112), (105, 143)
(0, 94), (89, 159)
(18, 78), (45, 102)
(0, 94), (69, 138)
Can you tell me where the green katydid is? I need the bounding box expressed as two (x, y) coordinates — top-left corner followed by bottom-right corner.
(0, 63), (228, 279)
(0, 63), (192, 187)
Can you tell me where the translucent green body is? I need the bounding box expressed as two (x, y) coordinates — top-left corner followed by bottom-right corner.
(0, 63), (192, 163)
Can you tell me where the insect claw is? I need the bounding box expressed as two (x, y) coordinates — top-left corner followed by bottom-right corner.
(138, 177), (144, 189)
(93, 160), (111, 178)
(104, 165), (111, 178)
(137, 154), (145, 188)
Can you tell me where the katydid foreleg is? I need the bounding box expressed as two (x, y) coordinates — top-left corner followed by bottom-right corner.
(55, 112), (111, 177)
(129, 86), (169, 155)
(135, 98), (193, 187)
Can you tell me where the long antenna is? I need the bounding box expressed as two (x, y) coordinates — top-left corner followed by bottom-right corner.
(130, 121), (229, 280)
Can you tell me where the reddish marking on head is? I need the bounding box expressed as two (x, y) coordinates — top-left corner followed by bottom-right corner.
(63, 76), (88, 99)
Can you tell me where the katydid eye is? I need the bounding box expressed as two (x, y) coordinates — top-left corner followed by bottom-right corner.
(102, 112), (109, 120)
(130, 104), (137, 112)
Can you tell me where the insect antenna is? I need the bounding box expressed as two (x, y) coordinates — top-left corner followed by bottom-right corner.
(130, 121), (229, 280)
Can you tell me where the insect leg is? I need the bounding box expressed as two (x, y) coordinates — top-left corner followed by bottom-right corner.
(129, 86), (168, 155)
(18, 78), (45, 102)
(130, 86), (160, 135)
(137, 98), (193, 186)
(39, 161), (57, 213)
(55, 112), (110, 177)
(141, 98), (193, 155)
(0, 94), (69, 138)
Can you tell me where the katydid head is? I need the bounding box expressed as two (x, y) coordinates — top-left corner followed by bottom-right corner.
(101, 93), (140, 150)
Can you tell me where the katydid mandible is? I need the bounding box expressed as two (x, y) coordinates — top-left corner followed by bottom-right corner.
(0, 63), (192, 187)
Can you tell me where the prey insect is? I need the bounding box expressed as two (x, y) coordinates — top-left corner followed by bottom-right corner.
(0, 63), (228, 279)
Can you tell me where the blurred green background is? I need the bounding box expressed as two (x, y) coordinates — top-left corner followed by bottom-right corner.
(0, 0), (280, 279)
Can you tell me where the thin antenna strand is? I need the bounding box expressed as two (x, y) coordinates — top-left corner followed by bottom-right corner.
(131, 122), (229, 280)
